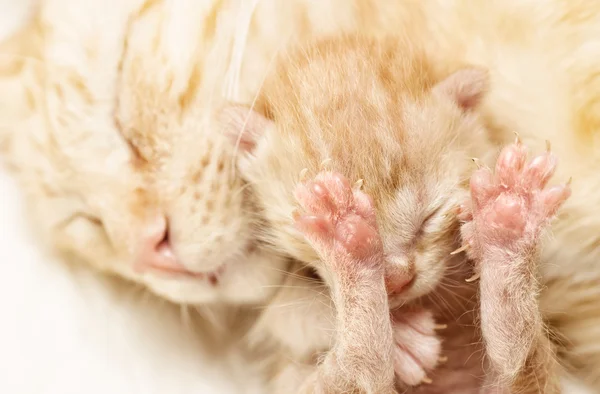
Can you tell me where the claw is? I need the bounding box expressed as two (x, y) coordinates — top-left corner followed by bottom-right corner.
(566, 176), (572, 186)
(434, 324), (448, 330)
(438, 356), (448, 364)
(450, 244), (469, 255)
(545, 140), (551, 152)
(320, 158), (332, 169)
(353, 179), (364, 190)
(421, 376), (433, 385)
(465, 272), (480, 283)
(471, 157), (481, 169)
(513, 130), (522, 145)
(299, 168), (309, 182)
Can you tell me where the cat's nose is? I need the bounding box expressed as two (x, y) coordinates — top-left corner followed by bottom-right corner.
(133, 215), (189, 274)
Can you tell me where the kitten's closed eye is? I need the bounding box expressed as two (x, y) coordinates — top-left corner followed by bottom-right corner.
(416, 205), (444, 237)
(423, 206), (443, 226)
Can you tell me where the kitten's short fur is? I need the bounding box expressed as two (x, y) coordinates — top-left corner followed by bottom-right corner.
(222, 7), (600, 392)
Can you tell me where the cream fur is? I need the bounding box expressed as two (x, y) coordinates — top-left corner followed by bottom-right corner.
(233, 1), (600, 391)
(1, 0), (600, 392)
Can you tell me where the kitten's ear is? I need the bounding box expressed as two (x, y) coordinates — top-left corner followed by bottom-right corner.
(218, 104), (273, 152)
(432, 67), (489, 111)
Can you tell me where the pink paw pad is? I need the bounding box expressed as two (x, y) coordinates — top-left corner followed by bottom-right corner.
(293, 169), (382, 266)
(460, 139), (571, 257)
(391, 309), (443, 386)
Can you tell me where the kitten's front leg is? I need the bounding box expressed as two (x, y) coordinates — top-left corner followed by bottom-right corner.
(460, 139), (571, 393)
(292, 170), (396, 394)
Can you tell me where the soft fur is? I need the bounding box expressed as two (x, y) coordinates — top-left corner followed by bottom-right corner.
(1, 0), (600, 392)
(226, 5), (600, 392)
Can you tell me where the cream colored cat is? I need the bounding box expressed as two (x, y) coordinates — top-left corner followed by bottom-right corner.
(0, 0), (295, 306)
(1, 0), (600, 392)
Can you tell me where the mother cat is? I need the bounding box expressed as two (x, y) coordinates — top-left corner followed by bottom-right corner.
(1, 0), (600, 392)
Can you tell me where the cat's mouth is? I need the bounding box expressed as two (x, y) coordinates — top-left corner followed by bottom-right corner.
(146, 262), (226, 285)
(136, 241), (260, 285)
(135, 239), (227, 285)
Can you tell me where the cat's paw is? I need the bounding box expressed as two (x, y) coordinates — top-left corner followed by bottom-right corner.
(459, 139), (571, 261)
(392, 309), (443, 387)
(293, 168), (383, 269)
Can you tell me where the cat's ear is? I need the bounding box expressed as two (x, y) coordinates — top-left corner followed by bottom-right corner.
(218, 104), (273, 153)
(432, 67), (489, 111)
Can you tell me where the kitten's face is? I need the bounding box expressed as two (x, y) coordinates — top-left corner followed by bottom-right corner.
(374, 142), (470, 304)
(227, 64), (493, 304)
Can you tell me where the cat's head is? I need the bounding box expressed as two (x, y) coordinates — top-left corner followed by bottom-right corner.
(139, 115), (289, 305)
(70, 112), (289, 306)
(0, 3), (288, 308)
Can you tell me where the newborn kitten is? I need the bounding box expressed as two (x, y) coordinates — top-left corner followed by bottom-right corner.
(222, 35), (573, 393)
(224, 2), (600, 391)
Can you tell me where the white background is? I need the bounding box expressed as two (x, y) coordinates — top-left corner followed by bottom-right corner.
(0, 1), (595, 393)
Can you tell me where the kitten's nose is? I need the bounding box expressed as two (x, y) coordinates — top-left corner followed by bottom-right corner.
(385, 256), (415, 295)
(133, 215), (189, 274)
(386, 272), (414, 295)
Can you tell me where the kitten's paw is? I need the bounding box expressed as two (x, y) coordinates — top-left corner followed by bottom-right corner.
(459, 140), (571, 260)
(392, 309), (443, 387)
(293, 170), (382, 268)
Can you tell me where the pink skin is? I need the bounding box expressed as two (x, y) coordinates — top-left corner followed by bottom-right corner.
(133, 215), (223, 284)
(459, 140), (570, 257)
(294, 171), (383, 269)
(294, 170), (440, 390)
(459, 139), (570, 392)
(391, 309), (442, 387)
(293, 170), (395, 392)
